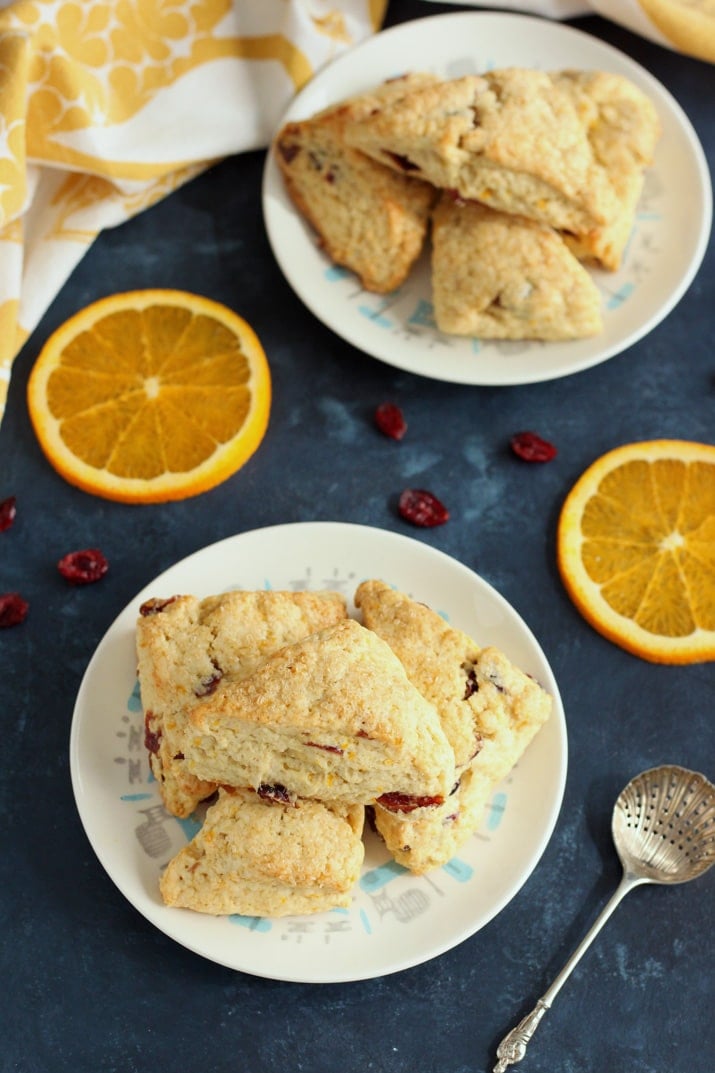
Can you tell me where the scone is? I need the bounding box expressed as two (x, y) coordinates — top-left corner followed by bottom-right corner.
(430, 194), (603, 340)
(373, 646), (552, 872)
(355, 578), (483, 770)
(275, 74), (438, 293)
(184, 618), (455, 806)
(354, 581), (552, 873)
(344, 69), (620, 235)
(160, 787), (365, 917)
(136, 589), (348, 817)
(555, 70), (660, 270)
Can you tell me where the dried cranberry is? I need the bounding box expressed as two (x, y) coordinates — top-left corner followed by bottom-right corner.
(0, 592), (28, 628)
(463, 667), (478, 699)
(384, 151), (420, 172)
(377, 792), (445, 813)
(510, 431), (557, 463)
(144, 712), (161, 755)
(139, 596), (177, 616)
(278, 141), (299, 164)
(57, 548), (109, 585)
(257, 783), (296, 806)
(0, 496), (16, 532)
(306, 742), (344, 754)
(398, 488), (449, 527)
(375, 403), (407, 440)
(195, 671), (223, 697)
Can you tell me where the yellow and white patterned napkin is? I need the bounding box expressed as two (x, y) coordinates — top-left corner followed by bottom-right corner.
(0, 0), (386, 423)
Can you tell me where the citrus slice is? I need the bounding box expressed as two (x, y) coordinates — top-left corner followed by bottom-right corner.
(557, 440), (715, 664)
(27, 290), (271, 503)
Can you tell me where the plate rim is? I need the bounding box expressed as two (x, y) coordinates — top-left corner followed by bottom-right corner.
(262, 10), (712, 387)
(69, 520), (568, 983)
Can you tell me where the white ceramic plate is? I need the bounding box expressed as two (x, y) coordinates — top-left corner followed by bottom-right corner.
(70, 522), (567, 982)
(262, 12), (711, 385)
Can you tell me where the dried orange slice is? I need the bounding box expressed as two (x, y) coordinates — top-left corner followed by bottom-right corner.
(557, 440), (715, 664)
(27, 290), (271, 503)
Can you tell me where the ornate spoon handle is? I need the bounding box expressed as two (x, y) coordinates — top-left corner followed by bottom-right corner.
(493, 1001), (549, 1071)
(492, 873), (642, 1071)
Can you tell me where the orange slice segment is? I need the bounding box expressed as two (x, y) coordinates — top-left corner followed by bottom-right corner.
(27, 290), (271, 503)
(557, 439), (715, 664)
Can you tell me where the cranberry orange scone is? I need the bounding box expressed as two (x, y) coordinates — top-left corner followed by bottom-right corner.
(555, 70), (660, 271)
(355, 581), (552, 873)
(160, 787), (364, 917)
(430, 195), (603, 340)
(136, 589), (348, 818)
(344, 69), (620, 236)
(274, 74), (438, 293)
(184, 618), (456, 806)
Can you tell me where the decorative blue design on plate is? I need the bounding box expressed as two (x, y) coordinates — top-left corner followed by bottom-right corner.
(606, 282), (635, 309)
(407, 299), (436, 329)
(230, 915), (272, 932)
(358, 304), (393, 328)
(488, 791), (508, 831)
(127, 679), (142, 712)
(359, 908), (372, 935)
(324, 265), (351, 282)
(442, 858), (474, 882)
(359, 859), (408, 893)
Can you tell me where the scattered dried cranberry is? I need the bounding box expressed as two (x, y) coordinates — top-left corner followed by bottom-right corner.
(376, 792), (445, 813)
(375, 402), (407, 440)
(57, 548), (109, 585)
(0, 592), (28, 628)
(0, 496), (16, 532)
(510, 431), (557, 463)
(398, 488), (449, 527)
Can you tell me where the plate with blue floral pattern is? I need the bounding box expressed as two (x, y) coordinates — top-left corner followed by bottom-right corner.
(262, 12), (710, 385)
(70, 522), (567, 982)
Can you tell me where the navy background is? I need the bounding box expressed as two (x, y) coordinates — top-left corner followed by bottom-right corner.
(1, 4), (713, 1071)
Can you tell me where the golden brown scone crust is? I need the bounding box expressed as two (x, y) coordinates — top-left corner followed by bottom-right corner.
(160, 787), (365, 917)
(555, 70), (660, 270)
(355, 581), (551, 873)
(274, 74), (437, 292)
(430, 195), (603, 340)
(344, 69), (620, 233)
(355, 578), (482, 770)
(136, 590), (348, 817)
(185, 618), (455, 804)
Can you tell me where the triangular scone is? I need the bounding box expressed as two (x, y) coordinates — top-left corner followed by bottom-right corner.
(274, 74), (438, 293)
(160, 787), (365, 917)
(430, 195), (602, 340)
(344, 69), (621, 235)
(555, 71), (660, 270)
(372, 647), (553, 873)
(355, 579), (483, 771)
(184, 618), (455, 805)
(354, 580), (551, 872)
(136, 589), (348, 818)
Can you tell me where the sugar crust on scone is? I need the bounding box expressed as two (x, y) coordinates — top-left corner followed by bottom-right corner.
(430, 195), (603, 340)
(184, 618), (456, 805)
(274, 73), (438, 293)
(136, 589), (348, 817)
(355, 580), (552, 873)
(160, 787), (365, 917)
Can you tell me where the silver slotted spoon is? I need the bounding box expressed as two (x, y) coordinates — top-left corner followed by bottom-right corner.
(493, 764), (715, 1072)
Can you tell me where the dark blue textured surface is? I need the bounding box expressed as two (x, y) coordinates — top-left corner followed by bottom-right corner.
(1, 4), (713, 1071)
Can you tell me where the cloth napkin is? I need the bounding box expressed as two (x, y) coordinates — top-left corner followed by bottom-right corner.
(0, 0), (711, 428)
